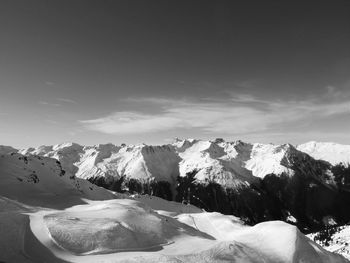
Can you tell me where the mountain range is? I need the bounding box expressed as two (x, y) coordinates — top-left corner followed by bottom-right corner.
(1, 139), (349, 262)
(3, 138), (350, 232)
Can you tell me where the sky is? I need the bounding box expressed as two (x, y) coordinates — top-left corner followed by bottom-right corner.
(1, 0), (350, 148)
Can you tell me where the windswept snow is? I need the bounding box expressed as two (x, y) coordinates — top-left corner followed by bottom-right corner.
(41, 199), (209, 255)
(26, 200), (349, 263)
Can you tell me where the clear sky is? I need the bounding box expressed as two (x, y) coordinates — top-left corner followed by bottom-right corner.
(1, 0), (350, 148)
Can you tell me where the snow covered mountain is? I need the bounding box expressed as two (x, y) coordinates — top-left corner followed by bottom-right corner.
(0, 151), (118, 207)
(297, 141), (350, 166)
(20, 139), (338, 187)
(13, 139), (350, 231)
(21, 142), (180, 185)
(0, 148), (348, 262)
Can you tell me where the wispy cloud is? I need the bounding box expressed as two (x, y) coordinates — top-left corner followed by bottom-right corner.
(44, 119), (59, 124)
(38, 101), (61, 107)
(80, 88), (350, 136)
(45, 81), (55, 86)
(56, 98), (77, 104)
(81, 111), (183, 134)
(38, 98), (77, 107)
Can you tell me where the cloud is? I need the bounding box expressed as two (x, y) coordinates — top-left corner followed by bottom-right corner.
(81, 112), (184, 134)
(38, 101), (61, 107)
(44, 119), (59, 124)
(80, 88), (350, 135)
(38, 98), (77, 107)
(56, 98), (77, 104)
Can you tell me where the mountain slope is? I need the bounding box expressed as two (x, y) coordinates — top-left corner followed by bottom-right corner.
(0, 152), (117, 208)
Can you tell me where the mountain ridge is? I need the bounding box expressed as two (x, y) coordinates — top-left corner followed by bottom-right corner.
(14, 138), (350, 184)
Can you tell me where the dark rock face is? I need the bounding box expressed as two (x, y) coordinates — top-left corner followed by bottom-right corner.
(175, 166), (350, 233)
(330, 164), (350, 223)
(87, 176), (173, 201)
(175, 171), (282, 225)
(261, 172), (337, 231)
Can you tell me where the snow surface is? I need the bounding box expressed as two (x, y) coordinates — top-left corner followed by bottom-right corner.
(298, 141), (350, 166)
(0, 152), (117, 208)
(0, 150), (348, 262)
(41, 199), (204, 255)
(0, 145), (17, 154)
(245, 143), (296, 178)
(307, 225), (350, 260)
